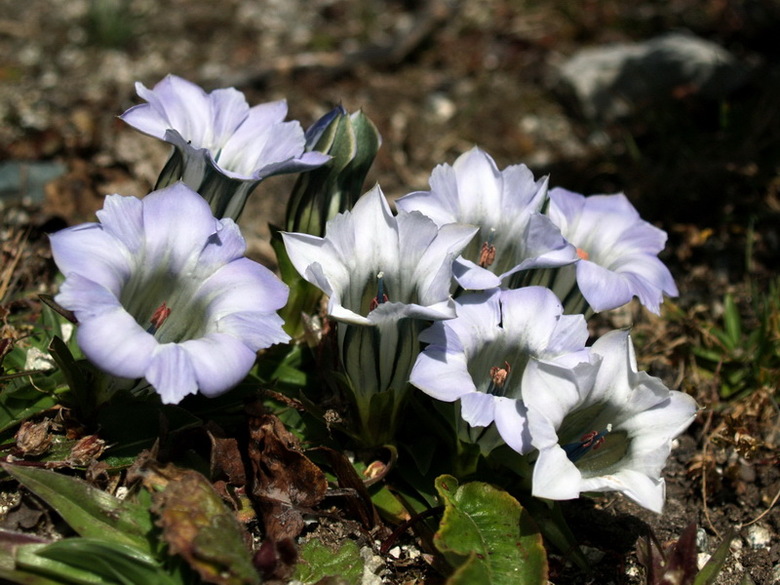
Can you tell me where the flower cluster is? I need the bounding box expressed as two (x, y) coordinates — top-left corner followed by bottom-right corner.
(51, 75), (696, 514)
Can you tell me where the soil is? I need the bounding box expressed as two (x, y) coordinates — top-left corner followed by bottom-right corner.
(1, 1), (779, 584)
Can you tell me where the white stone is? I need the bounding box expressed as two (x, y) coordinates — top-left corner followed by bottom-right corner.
(745, 525), (772, 549)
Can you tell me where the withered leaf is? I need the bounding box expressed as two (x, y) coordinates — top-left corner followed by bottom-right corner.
(209, 431), (247, 486)
(140, 461), (259, 585)
(315, 446), (380, 530)
(247, 412), (328, 541)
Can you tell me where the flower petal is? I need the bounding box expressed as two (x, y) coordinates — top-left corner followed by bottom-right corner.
(146, 344), (198, 404)
(493, 397), (532, 454)
(218, 311), (290, 350)
(181, 333), (257, 396)
(532, 446), (582, 500)
(95, 194), (145, 254)
(76, 308), (157, 379)
(50, 224), (131, 296)
(140, 183), (220, 274)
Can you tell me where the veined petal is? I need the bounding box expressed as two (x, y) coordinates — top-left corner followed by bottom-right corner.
(580, 470), (665, 513)
(146, 344), (198, 404)
(410, 221), (478, 306)
(96, 194), (145, 254)
(526, 328), (697, 511)
(76, 308), (157, 379)
(548, 187), (677, 313)
(410, 345), (476, 402)
(208, 87), (251, 147)
(121, 76), (327, 187)
(50, 223), (131, 296)
(55, 274), (122, 321)
(131, 76), (213, 145)
(493, 397), (532, 454)
(461, 392), (498, 427)
(196, 218), (247, 270)
(453, 257), (502, 290)
(141, 183), (220, 274)
(576, 260), (634, 312)
(181, 333), (258, 396)
(398, 147), (571, 288)
(197, 258), (289, 317)
(217, 311), (290, 350)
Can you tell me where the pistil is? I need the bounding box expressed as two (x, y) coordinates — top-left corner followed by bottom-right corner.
(369, 271), (389, 311)
(563, 424), (612, 463)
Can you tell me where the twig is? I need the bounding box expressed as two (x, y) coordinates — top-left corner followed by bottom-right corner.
(743, 485), (780, 527)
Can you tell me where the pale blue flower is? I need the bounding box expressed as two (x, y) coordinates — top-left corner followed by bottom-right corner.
(120, 75), (329, 219)
(546, 188), (678, 314)
(410, 287), (593, 454)
(526, 330), (697, 512)
(396, 147), (576, 290)
(50, 183), (290, 404)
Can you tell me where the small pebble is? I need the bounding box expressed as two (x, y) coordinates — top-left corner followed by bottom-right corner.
(697, 552), (711, 570)
(745, 525), (772, 549)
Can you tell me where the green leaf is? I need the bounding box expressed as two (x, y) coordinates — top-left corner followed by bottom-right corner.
(722, 294), (742, 347)
(693, 530), (734, 585)
(0, 566), (65, 585)
(294, 538), (364, 585)
(434, 475), (547, 585)
(14, 539), (180, 585)
(1, 463), (154, 553)
(47, 336), (93, 418)
(0, 380), (61, 434)
(95, 391), (202, 460)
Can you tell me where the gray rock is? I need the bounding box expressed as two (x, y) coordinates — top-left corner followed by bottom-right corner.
(0, 160), (67, 205)
(557, 32), (750, 121)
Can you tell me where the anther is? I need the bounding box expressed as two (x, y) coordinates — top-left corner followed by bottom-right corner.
(147, 302), (171, 334)
(489, 361), (511, 388)
(576, 247), (590, 261)
(478, 228), (497, 268)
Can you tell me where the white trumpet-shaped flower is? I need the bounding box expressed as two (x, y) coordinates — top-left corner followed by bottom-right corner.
(526, 329), (697, 512)
(282, 185), (478, 327)
(396, 147), (576, 290)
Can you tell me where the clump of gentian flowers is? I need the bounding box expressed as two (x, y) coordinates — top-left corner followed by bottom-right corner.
(52, 73), (696, 533)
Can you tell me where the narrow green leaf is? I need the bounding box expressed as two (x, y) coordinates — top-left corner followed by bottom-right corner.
(294, 538), (364, 585)
(722, 294), (742, 347)
(434, 475), (547, 585)
(15, 539), (179, 585)
(0, 565), (68, 585)
(1, 463), (154, 553)
(693, 530), (734, 585)
(0, 380), (60, 434)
